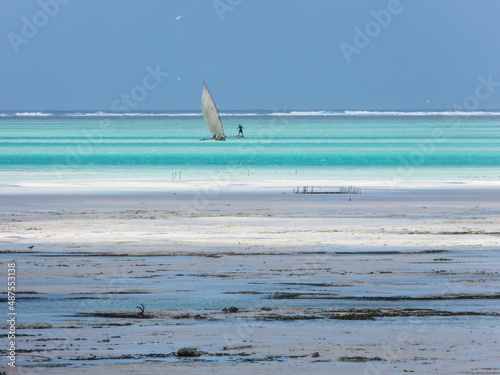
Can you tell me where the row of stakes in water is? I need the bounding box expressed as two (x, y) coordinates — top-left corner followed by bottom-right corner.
(293, 185), (361, 194)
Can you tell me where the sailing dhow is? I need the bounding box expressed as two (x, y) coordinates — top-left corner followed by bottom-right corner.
(201, 82), (226, 141)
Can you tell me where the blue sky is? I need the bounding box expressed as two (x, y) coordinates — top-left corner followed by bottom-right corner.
(1, 0), (500, 111)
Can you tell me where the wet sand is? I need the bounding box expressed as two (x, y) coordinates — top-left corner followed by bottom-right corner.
(1, 180), (500, 374)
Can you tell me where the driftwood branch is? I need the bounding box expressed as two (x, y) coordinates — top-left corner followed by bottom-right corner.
(136, 303), (145, 316)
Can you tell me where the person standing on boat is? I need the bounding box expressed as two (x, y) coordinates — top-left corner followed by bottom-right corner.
(238, 124), (243, 136)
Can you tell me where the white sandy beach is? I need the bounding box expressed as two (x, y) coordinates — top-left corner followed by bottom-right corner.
(1, 179), (500, 374)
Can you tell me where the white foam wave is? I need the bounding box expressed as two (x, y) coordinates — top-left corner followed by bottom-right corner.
(343, 110), (500, 117)
(67, 112), (202, 117)
(271, 110), (500, 117)
(67, 112), (263, 117)
(0, 112), (54, 117)
(269, 111), (333, 116)
(2, 110), (500, 118)
(220, 112), (260, 117)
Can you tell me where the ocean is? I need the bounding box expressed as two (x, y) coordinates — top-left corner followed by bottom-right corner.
(2, 111), (500, 369)
(1, 110), (500, 185)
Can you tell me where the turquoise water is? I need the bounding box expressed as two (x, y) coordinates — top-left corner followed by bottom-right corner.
(1, 111), (499, 183)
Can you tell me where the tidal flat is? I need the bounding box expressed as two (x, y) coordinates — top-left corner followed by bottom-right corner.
(1, 181), (499, 374)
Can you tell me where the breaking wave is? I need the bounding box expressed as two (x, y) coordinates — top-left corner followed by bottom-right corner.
(2, 110), (500, 118)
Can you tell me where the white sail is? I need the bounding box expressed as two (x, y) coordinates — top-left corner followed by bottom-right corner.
(201, 82), (225, 139)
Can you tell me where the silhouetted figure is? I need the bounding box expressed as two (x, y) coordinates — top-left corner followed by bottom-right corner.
(238, 124), (243, 136)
